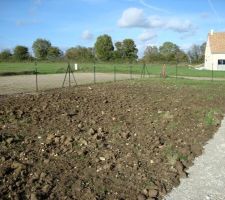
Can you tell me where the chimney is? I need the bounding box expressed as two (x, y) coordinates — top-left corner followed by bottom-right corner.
(210, 29), (214, 35)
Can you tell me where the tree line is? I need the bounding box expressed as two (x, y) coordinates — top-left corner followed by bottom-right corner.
(0, 34), (206, 64)
(143, 42), (206, 64)
(0, 39), (63, 62)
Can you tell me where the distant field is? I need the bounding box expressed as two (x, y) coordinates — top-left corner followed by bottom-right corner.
(0, 61), (225, 78)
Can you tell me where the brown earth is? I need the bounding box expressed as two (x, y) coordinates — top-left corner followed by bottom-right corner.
(1, 79), (225, 200)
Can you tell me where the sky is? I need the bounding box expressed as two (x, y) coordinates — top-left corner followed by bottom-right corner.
(0, 0), (225, 57)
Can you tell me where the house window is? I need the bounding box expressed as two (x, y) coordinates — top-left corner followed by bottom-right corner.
(218, 59), (225, 65)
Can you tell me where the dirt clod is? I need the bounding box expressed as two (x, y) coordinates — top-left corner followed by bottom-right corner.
(148, 189), (158, 198)
(138, 193), (147, 200)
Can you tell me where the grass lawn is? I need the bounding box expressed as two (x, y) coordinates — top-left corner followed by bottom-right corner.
(0, 61), (225, 78)
(138, 77), (225, 88)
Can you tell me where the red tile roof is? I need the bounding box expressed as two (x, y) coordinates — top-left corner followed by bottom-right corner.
(209, 32), (225, 53)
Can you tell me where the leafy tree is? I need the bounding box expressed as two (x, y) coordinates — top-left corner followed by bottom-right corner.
(0, 49), (12, 61)
(65, 48), (77, 60)
(188, 42), (205, 64)
(159, 42), (180, 62)
(65, 46), (94, 62)
(32, 38), (51, 60)
(200, 42), (206, 63)
(144, 43), (188, 63)
(144, 46), (160, 62)
(200, 42), (206, 54)
(188, 45), (200, 63)
(114, 39), (138, 62)
(94, 34), (114, 61)
(122, 39), (138, 62)
(13, 45), (29, 61)
(114, 42), (123, 61)
(47, 46), (63, 60)
(176, 50), (188, 63)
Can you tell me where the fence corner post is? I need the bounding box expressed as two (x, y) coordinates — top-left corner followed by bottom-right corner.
(93, 62), (96, 84)
(35, 67), (38, 92)
(114, 65), (116, 82)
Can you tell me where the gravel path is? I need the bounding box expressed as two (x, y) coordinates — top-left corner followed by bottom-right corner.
(0, 73), (139, 95)
(165, 116), (225, 200)
(1, 73), (225, 95)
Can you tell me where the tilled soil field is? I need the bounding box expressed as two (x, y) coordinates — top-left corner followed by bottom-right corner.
(1, 79), (225, 200)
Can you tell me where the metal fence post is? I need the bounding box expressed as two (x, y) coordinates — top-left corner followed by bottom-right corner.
(68, 63), (71, 88)
(35, 67), (38, 92)
(93, 61), (96, 84)
(211, 63), (214, 82)
(34, 62), (38, 92)
(176, 61), (178, 80)
(114, 65), (116, 82)
(130, 65), (133, 80)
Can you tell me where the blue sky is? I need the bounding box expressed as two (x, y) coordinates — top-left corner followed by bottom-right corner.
(0, 0), (225, 57)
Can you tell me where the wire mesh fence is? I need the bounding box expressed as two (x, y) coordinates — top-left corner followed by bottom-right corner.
(0, 61), (225, 95)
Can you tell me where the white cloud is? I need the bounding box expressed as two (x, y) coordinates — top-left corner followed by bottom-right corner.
(136, 40), (158, 57)
(138, 30), (157, 41)
(118, 8), (149, 28)
(179, 30), (197, 40)
(166, 19), (194, 33)
(148, 16), (165, 28)
(82, 30), (93, 40)
(179, 43), (193, 52)
(118, 7), (197, 34)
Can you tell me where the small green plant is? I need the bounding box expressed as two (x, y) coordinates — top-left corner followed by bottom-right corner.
(179, 154), (188, 161)
(164, 145), (187, 165)
(111, 123), (122, 134)
(72, 141), (80, 149)
(204, 108), (222, 126)
(76, 154), (86, 161)
(206, 95), (214, 101)
(164, 145), (179, 165)
(204, 110), (215, 126)
(144, 177), (155, 187)
(167, 122), (178, 130)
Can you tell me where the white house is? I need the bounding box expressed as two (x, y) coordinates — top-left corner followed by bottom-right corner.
(205, 30), (225, 71)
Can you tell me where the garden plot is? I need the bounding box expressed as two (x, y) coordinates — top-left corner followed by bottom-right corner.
(1, 79), (225, 200)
